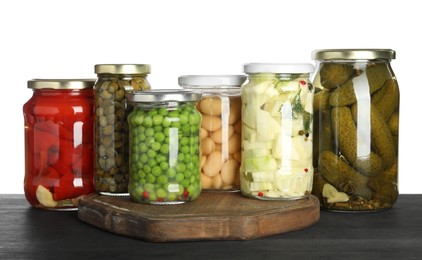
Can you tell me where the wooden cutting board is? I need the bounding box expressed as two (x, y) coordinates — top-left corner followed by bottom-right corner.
(78, 192), (320, 242)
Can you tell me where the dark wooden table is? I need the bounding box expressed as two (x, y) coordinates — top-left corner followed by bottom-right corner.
(1, 194), (421, 260)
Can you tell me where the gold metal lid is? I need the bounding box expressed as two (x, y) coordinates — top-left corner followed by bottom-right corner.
(312, 49), (396, 60)
(28, 79), (96, 89)
(95, 64), (151, 75)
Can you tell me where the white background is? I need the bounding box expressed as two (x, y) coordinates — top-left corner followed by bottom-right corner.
(0, 0), (420, 194)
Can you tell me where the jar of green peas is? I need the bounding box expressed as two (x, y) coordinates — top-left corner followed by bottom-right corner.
(127, 90), (203, 204)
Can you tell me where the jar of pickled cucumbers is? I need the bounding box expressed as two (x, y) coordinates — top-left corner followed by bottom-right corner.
(311, 49), (399, 211)
(94, 64), (151, 196)
(240, 63), (315, 200)
(178, 75), (246, 191)
(127, 90), (202, 204)
(23, 79), (95, 210)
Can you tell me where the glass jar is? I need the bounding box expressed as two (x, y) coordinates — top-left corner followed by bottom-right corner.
(179, 75), (246, 191)
(94, 64), (151, 195)
(23, 79), (95, 210)
(240, 63), (315, 200)
(311, 49), (399, 212)
(127, 90), (202, 204)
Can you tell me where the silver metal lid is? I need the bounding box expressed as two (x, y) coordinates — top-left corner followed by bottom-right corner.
(27, 79), (96, 89)
(243, 63), (314, 74)
(95, 64), (151, 75)
(128, 89), (202, 103)
(178, 75), (246, 87)
(312, 49), (396, 60)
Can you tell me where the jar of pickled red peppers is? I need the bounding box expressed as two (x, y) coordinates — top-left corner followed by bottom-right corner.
(311, 49), (399, 211)
(23, 79), (95, 210)
(179, 75), (246, 191)
(240, 63), (315, 200)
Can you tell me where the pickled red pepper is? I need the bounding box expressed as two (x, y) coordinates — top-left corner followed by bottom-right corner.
(31, 120), (93, 201)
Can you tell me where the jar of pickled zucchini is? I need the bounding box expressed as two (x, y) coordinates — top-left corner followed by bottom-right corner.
(127, 90), (202, 204)
(311, 49), (399, 212)
(23, 79), (95, 210)
(94, 64), (151, 195)
(178, 75), (246, 191)
(240, 63), (315, 200)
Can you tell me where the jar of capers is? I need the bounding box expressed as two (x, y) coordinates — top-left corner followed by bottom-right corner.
(127, 90), (202, 204)
(94, 64), (151, 195)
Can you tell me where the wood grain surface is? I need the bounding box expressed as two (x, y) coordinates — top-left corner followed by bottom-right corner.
(78, 192), (320, 242)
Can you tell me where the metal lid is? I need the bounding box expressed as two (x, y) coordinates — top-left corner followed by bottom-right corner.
(95, 64), (151, 75)
(128, 89), (202, 103)
(27, 79), (96, 89)
(178, 75), (246, 87)
(243, 63), (314, 74)
(311, 49), (396, 60)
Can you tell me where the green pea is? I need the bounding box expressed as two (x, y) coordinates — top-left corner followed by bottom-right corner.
(138, 133), (146, 142)
(143, 165), (152, 174)
(140, 154), (148, 163)
(175, 173), (184, 182)
(148, 192), (157, 201)
(181, 124), (190, 133)
(145, 128), (154, 137)
(139, 126), (146, 134)
(171, 122), (181, 128)
(147, 149), (157, 159)
(189, 175), (197, 184)
(163, 118), (172, 127)
(179, 114), (188, 125)
(146, 174), (156, 183)
(192, 154), (199, 163)
(184, 153), (192, 164)
(145, 136), (154, 147)
(180, 137), (189, 146)
(154, 125), (163, 133)
(154, 132), (165, 143)
(186, 162), (194, 170)
(153, 114), (163, 125)
(160, 143), (170, 154)
(144, 183), (155, 192)
(168, 110), (179, 118)
(151, 142), (161, 151)
(148, 159), (157, 168)
(147, 109), (158, 116)
(184, 170), (192, 179)
(165, 137), (170, 144)
(181, 179), (190, 188)
(152, 166), (162, 177)
(136, 161), (143, 170)
(134, 114), (144, 125)
(167, 193), (176, 201)
(181, 145), (189, 154)
(157, 188), (167, 198)
(167, 168), (176, 178)
(177, 153), (185, 162)
(160, 161), (169, 171)
(159, 108), (168, 116)
(143, 116), (153, 127)
(138, 171), (146, 179)
(156, 154), (167, 163)
(176, 163), (186, 173)
(157, 175), (168, 185)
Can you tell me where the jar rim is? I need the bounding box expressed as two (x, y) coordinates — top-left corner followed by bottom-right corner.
(311, 49), (396, 60)
(243, 63), (314, 74)
(128, 89), (202, 103)
(95, 64), (151, 75)
(178, 75), (246, 87)
(27, 79), (96, 89)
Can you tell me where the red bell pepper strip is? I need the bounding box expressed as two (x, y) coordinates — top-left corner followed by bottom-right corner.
(34, 120), (73, 141)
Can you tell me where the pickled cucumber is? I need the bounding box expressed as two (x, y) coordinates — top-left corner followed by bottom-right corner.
(368, 161), (398, 205)
(388, 112), (399, 136)
(331, 107), (384, 176)
(372, 79), (399, 121)
(329, 63), (391, 107)
(318, 151), (372, 200)
(351, 104), (396, 169)
(319, 63), (355, 89)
